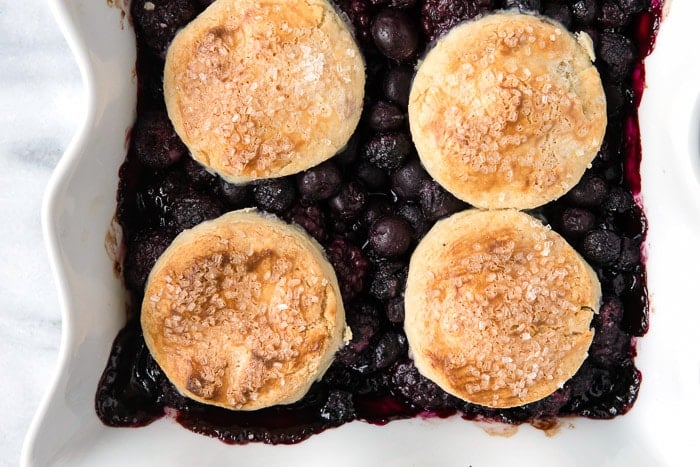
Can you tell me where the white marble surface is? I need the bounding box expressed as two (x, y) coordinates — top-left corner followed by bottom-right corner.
(0, 1), (83, 465)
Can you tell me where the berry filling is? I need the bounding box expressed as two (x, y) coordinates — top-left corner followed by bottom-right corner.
(97, 0), (663, 444)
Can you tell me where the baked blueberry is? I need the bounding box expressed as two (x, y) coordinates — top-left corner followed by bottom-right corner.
(504, 0), (541, 12)
(369, 260), (407, 300)
(598, 1), (630, 29)
(371, 9), (420, 61)
(383, 66), (414, 108)
(582, 229), (622, 265)
(390, 360), (457, 410)
(217, 178), (251, 207)
(368, 101), (405, 131)
(598, 32), (637, 83)
(372, 331), (407, 370)
(296, 161), (342, 201)
(355, 160), (389, 190)
(368, 215), (413, 258)
(362, 195), (394, 228)
(391, 158), (430, 199)
(253, 178), (296, 213)
(560, 207), (596, 238)
(385, 296), (405, 323)
(329, 180), (368, 221)
(362, 132), (412, 171)
(319, 390), (356, 424)
(132, 0), (199, 58)
(570, 0), (598, 26)
(566, 175), (609, 207)
(132, 111), (187, 170)
(396, 201), (429, 240)
(418, 179), (468, 221)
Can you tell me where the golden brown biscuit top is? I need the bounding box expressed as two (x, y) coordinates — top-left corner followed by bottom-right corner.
(405, 210), (600, 408)
(141, 210), (345, 410)
(409, 13), (606, 209)
(164, 0), (365, 183)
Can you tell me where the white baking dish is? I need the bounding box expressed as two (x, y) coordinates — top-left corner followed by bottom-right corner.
(21, 0), (700, 465)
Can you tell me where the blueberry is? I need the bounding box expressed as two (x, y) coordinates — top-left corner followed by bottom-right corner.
(132, 111), (187, 170)
(397, 201), (429, 240)
(560, 207), (596, 238)
(328, 180), (368, 220)
(362, 196), (394, 228)
(418, 179), (468, 221)
(333, 132), (360, 166)
(369, 215), (413, 258)
(335, 0), (373, 44)
(355, 160), (389, 191)
(421, 0), (480, 42)
(588, 297), (630, 366)
(603, 187), (633, 213)
(582, 229), (621, 265)
(169, 191), (224, 231)
(284, 204), (327, 243)
(123, 228), (174, 293)
(296, 161), (342, 201)
(390, 360), (457, 410)
(385, 296), (405, 323)
(564, 361), (641, 418)
(182, 157), (216, 188)
(383, 66), (414, 108)
(372, 332), (407, 370)
(319, 390), (356, 424)
(253, 178), (296, 213)
(368, 101), (405, 131)
(362, 133), (412, 171)
(566, 174), (608, 207)
(504, 0), (541, 12)
(132, 0), (199, 58)
(217, 179), (252, 207)
(370, 260), (407, 300)
(570, 0), (598, 26)
(371, 9), (419, 61)
(542, 2), (572, 27)
(614, 237), (641, 271)
(598, 1), (630, 29)
(325, 238), (369, 300)
(391, 158), (430, 199)
(95, 321), (166, 426)
(604, 83), (628, 117)
(598, 32), (636, 83)
(618, 0), (650, 14)
(368, 0), (416, 7)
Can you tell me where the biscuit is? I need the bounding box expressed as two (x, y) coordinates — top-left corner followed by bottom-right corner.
(141, 209), (348, 410)
(163, 0), (365, 183)
(404, 209), (600, 408)
(408, 13), (606, 209)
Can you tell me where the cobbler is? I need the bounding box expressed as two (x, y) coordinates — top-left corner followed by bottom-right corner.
(96, 0), (662, 444)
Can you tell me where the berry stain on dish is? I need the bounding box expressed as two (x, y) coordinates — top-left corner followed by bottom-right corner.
(98, 0), (663, 444)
